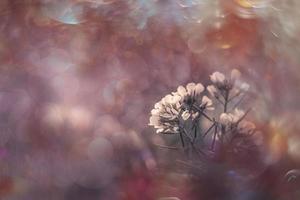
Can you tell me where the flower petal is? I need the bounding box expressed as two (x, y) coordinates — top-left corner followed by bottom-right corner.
(201, 95), (213, 107)
(177, 86), (187, 97)
(230, 69), (241, 82)
(194, 83), (204, 95)
(207, 85), (218, 97)
(219, 113), (233, 125)
(210, 71), (225, 84)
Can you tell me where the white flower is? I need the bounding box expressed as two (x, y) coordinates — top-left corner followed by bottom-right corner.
(240, 82), (250, 92)
(200, 95), (214, 110)
(174, 82), (205, 111)
(207, 85), (218, 97)
(209, 69), (251, 102)
(176, 83), (204, 99)
(181, 110), (191, 121)
(176, 85), (187, 97)
(149, 82), (209, 134)
(219, 113), (234, 125)
(186, 82), (204, 97)
(209, 69), (243, 88)
(231, 108), (245, 123)
(219, 108), (245, 125)
(210, 71), (225, 84)
(149, 94), (182, 134)
(230, 69), (241, 83)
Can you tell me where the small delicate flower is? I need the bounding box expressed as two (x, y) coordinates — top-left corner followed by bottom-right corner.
(186, 82), (204, 97)
(176, 83), (204, 99)
(149, 82), (210, 134)
(176, 85), (187, 97)
(240, 82), (250, 91)
(181, 110), (191, 121)
(210, 71), (225, 84)
(230, 69), (241, 82)
(231, 108), (245, 123)
(207, 85), (218, 97)
(175, 82), (205, 110)
(200, 95), (214, 110)
(219, 108), (245, 125)
(149, 94), (182, 134)
(219, 113), (233, 125)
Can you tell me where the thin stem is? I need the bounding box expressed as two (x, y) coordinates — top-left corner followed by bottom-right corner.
(232, 93), (247, 110)
(192, 114), (201, 141)
(236, 108), (251, 124)
(215, 95), (225, 105)
(224, 89), (229, 113)
(220, 90), (229, 145)
(179, 131), (185, 147)
(211, 123), (218, 150)
(193, 122), (197, 141)
(180, 126), (207, 157)
(203, 122), (216, 139)
(228, 91), (242, 102)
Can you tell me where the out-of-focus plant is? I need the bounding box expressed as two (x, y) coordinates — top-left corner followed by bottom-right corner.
(149, 69), (262, 163)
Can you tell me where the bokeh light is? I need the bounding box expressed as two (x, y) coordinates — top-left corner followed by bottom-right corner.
(0, 0), (300, 199)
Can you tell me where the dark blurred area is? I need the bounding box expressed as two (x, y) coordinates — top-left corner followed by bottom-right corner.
(0, 0), (300, 199)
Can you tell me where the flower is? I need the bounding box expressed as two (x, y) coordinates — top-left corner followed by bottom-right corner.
(176, 83), (204, 101)
(149, 82), (212, 134)
(219, 113), (233, 125)
(149, 94), (182, 134)
(219, 108), (245, 125)
(230, 69), (241, 82)
(210, 71), (225, 85)
(207, 85), (218, 97)
(208, 69), (250, 101)
(174, 82), (205, 110)
(200, 95), (214, 110)
(209, 69), (242, 89)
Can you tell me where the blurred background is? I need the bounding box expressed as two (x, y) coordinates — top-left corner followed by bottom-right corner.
(0, 0), (300, 199)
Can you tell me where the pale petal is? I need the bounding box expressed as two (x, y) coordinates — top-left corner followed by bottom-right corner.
(232, 108), (245, 123)
(230, 69), (241, 81)
(186, 82), (196, 96)
(210, 71), (225, 84)
(151, 108), (159, 115)
(207, 85), (217, 97)
(154, 102), (162, 109)
(206, 107), (215, 111)
(186, 82), (196, 91)
(201, 95), (213, 107)
(240, 83), (250, 91)
(156, 128), (164, 133)
(181, 110), (190, 121)
(177, 86), (187, 96)
(194, 83), (204, 95)
(149, 115), (160, 126)
(163, 94), (173, 103)
(220, 113), (233, 125)
(192, 112), (199, 119)
(172, 94), (182, 102)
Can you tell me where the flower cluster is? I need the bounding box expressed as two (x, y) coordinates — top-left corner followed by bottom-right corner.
(149, 83), (213, 134)
(149, 69), (261, 159)
(207, 69), (261, 151)
(207, 69), (249, 105)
